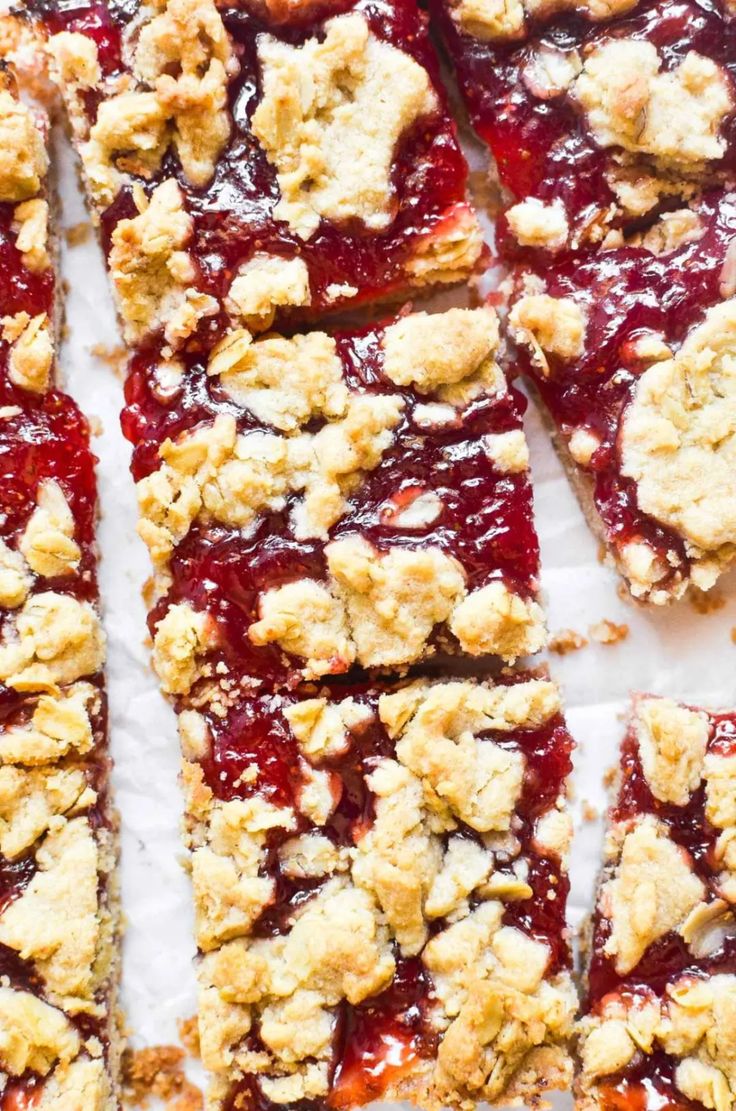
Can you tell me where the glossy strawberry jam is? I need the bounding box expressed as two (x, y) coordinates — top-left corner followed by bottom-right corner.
(509, 188), (736, 597)
(191, 674), (573, 1109)
(41, 0), (480, 327)
(432, 0), (736, 252)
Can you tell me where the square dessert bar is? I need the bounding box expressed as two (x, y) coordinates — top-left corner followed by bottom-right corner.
(578, 694), (736, 1111)
(0, 71), (120, 1107)
(119, 305), (546, 691)
(507, 189), (736, 604)
(44, 0), (483, 342)
(176, 671), (577, 1109)
(431, 0), (736, 255)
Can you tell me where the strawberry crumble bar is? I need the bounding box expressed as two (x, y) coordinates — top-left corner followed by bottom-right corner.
(41, 0), (483, 337)
(121, 305), (547, 687)
(508, 189), (736, 604)
(180, 671), (577, 1109)
(431, 0), (735, 255)
(578, 694), (736, 1111)
(0, 69), (121, 1109)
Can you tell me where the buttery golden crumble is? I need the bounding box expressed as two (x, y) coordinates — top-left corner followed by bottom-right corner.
(573, 42), (732, 170)
(0, 87), (48, 202)
(108, 179), (217, 345)
(602, 816), (705, 974)
(2, 311), (53, 394)
(451, 0), (637, 41)
(251, 13), (437, 239)
(620, 300), (736, 578)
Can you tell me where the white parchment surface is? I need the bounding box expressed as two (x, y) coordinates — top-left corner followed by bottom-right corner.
(51, 121), (736, 1109)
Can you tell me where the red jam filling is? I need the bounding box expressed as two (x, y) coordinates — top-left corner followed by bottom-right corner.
(431, 0), (736, 252)
(585, 707), (736, 1111)
(0, 204), (53, 330)
(509, 189), (736, 594)
(123, 316), (541, 684)
(598, 1050), (708, 1111)
(189, 675), (573, 1107)
(43, 0), (478, 327)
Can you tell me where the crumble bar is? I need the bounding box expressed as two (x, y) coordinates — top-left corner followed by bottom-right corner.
(0, 68), (121, 1109)
(508, 189), (736, 604)
(431, 0), (735, 254)
(119, 306), (546, 686)
(578, 694), (736, 1111)
(42, 0), (483, 337)
(176, 671), (576, 1109)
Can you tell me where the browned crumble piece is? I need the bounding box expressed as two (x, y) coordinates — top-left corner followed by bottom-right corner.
(548, 628), (588, 655)
(177, 1016), (201, 1059)
(689, 588), (726, 615)
(122, 1045), (203, 1109)
(90, 342), (129, 379)
(588, 620), (629, 645)
(64, 219), (93, 246)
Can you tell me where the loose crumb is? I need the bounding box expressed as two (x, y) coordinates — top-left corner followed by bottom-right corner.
(90, 342), (128, 379)
(65, 220), (93, 246)
(177, 1016), (200, 1059)
(690, 588), (725, 614)
(468, 167), (503, 216)
(548, 628), (588, 655)
(581, 800), (599, 822)
(589, 619), (629, 645)
(731, 627), (736, 645)
(122, 1046), (203, 1110)
(87, 414), (104, 437)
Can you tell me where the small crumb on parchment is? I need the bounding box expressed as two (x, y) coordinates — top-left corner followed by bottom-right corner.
(65, 220), (93, 246)
(581, 800), (599, 822)
(91, 342), (129, 379)
(548, 628), (588, 655)
(589, 619), (629, 645)
(177, 1016), (200, 1059)
(122, 1045), (203, 1110)
(690, 588), (725, 615)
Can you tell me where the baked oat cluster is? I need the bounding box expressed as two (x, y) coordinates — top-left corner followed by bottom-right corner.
(0, 73), (120, 1108)
(181, 674), (577, 1109)
(579, 695), (736, 1111)
(46, 0), (484, 332)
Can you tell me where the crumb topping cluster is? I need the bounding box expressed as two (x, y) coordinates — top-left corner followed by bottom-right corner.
(579, 695), (736, 1111)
